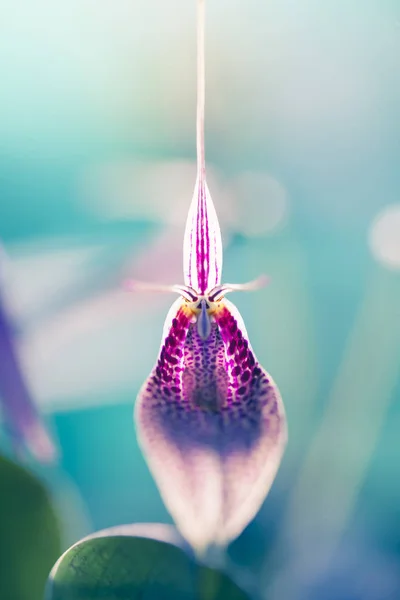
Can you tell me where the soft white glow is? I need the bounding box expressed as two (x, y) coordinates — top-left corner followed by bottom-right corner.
(20, 294), (160, 411)
(229, 171), (288, 237)
(369, 204), (400, 270)
(11, 225), (203, 412)
(81, 159), (236, 233)
(5, 240), (102, 323)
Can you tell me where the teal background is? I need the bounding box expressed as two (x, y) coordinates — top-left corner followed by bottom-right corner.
(1, 1), (400, 598)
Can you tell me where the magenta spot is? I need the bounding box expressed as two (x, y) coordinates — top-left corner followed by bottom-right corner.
(228, 340), (236, 355)
(232, 365), (241, 376)
(229, 321), (237, 334)
(242, 370), (251, 382)
(179, 313), (188, 325)
(172, 318), (178, 328)
(176, 329), (186, 340)
(239, 348), (247, 360)
(165, 354), (178, 365)
(171, 386), (181, 393)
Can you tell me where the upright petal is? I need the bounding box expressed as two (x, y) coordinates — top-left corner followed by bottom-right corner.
(183, 177), (223, 294)
(135, 298), (286, 552)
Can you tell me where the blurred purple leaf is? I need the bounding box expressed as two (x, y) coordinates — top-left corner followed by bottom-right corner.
(0, 248), (56, 462)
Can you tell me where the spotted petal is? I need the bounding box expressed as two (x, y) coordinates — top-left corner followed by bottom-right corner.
(135, 298), (287, 552)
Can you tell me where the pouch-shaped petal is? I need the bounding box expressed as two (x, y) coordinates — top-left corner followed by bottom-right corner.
(135, 298), (286, 552)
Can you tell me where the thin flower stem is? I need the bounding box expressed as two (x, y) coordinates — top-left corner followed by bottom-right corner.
(197, 0), (206, 181)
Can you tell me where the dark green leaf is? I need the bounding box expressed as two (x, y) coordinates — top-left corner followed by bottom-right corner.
(0, 455), (61, 600)
(46, 524), (250, 600)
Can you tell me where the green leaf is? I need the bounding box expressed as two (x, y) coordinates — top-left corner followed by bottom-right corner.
(46, 524), (250, 600)
(0, 455), (61, 600)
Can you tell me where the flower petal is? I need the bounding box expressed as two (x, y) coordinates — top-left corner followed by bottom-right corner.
(135, 298), (286, 552)
(183, 177), (223, 295)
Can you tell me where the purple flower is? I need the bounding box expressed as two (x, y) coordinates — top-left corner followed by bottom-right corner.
(134, 173), (286, 551)
(0, 249), (56, 463)
(133, 0), (287, 552)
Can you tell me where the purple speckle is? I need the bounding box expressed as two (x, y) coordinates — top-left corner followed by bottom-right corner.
(241, 370), (251, 383)
(228, 340), (236, 355)
(229, 321), (237, 334)
(238, 348), (247, 360)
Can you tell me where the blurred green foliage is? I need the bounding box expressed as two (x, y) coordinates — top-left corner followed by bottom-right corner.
(0, 455), (61, 600)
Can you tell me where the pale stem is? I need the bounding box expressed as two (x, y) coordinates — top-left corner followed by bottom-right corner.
(197, 0), (206, 181)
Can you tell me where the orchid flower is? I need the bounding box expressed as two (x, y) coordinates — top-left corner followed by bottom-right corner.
(133, 0), (287, 553)
(0, 247), (56, 463)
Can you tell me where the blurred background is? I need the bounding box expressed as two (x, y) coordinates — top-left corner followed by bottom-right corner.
(1, 0), (400, 598)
